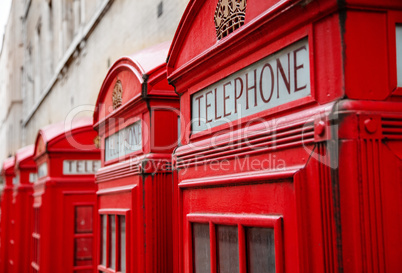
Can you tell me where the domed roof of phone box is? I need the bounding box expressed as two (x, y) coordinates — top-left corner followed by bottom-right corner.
(93, 41), (175, 127)
(15, 144), (36, 170)
(34, 117), (98, 158)
(1, 156), (15, 176)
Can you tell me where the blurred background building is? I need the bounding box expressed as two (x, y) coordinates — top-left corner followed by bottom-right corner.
(0, 0), (188, 188)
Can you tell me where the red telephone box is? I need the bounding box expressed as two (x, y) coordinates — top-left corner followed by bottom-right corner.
(167, 1), (402, 273)
(32, 117), (100, 273)
(8, 145), (37, 273)
(93, 41), (179, 273)
(0, 156), (15, 273)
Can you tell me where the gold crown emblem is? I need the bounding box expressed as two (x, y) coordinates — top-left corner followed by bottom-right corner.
(93, 135), (101, 148)
(112, 79), (123, 110)
(214, 0), (247, 40)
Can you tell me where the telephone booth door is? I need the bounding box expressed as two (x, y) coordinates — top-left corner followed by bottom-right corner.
(0, 157), (15, 273)
(63, 193), (97, 273)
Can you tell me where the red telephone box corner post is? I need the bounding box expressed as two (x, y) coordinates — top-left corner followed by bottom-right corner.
(0, 156), (15, 273)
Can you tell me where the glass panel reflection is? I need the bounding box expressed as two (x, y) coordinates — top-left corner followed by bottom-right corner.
(217, 225), (239, 273)
(110, 215), (116, 269)
(74, 237), (93, 266)
(192, 223), (211, 273)
(75, 206), (93, 233)
(119, 216), (126, 273)
(246, 227), (275, 273)
(101, 215), (106, 266)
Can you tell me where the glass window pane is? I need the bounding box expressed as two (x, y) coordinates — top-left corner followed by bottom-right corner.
(396, 24), (402, 86)
(34, 208), (40, 233)
(177, 116), (181, 146)
(32, 237), (40, 264)
(119, 216), (126, 273)
(37, 238), (40, 264)
(101, 215), (106, 266)
(192, 223), (211, 273)
(74, 237), (93, 266)
(75, 206), (93, 233)
(110, 215), (116, 269)
(32, 238), (36, 263)
(217, 225), (239, 273)
(246, 227), (275, 273)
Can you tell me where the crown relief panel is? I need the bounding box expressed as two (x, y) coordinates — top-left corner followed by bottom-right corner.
(112, 79), (123, 110)
(214, 0), (247, 40)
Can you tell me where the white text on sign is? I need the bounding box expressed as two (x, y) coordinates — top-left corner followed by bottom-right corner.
(63, 160), (101, 175)
(105, 120), (142, 162)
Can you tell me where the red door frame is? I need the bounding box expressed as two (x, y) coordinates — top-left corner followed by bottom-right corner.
(0, 156), (15, 273)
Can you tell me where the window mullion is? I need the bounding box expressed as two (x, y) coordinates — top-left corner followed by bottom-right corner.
(106, 215), (110, 268)
(116, 215), (120, 272)
(238, 224), (247, 273)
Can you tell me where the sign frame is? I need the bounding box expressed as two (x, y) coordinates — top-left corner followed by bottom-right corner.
(186, 34), (316, 140)
(104, 119), (143, 163)
(63, 160), (101, 175)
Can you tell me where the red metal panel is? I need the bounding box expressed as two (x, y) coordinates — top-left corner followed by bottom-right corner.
(336, 100), (402, 273)
(343, 11), (389, 100)
(387, 10), (402, 96)
(0, 156), (15, 273)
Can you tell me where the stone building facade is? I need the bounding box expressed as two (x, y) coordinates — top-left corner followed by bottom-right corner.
(0, 0), (188, 173)
(0, 0), (24, 162)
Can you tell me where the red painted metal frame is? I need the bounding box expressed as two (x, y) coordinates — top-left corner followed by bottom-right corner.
(97, 209), (131, 273)
(167, 1), (402, 273)
(186, 213), (283, 273)
(32, 117), (100, 273)
(387, 10), (402, 96)
(0, 156), (15, 273)
(8, 145), (37, 273)
(94, 41), (179, 273)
